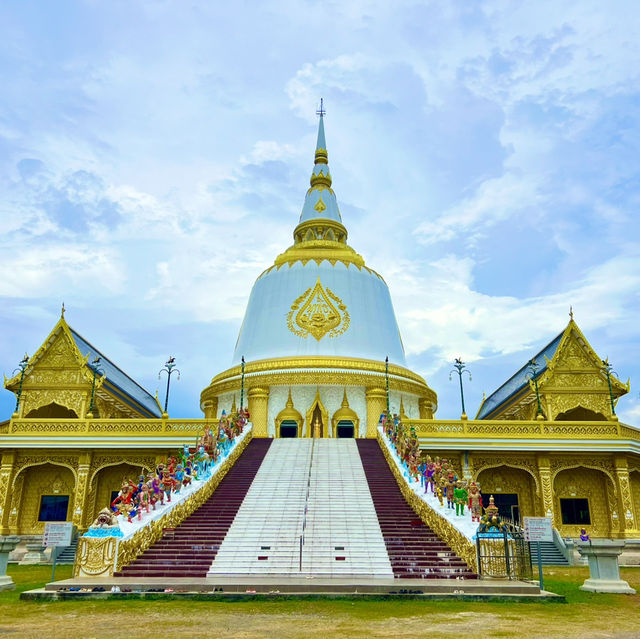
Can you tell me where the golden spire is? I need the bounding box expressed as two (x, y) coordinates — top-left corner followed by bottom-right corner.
(399, 396), (408, 420)
(314, 98), (328, 166)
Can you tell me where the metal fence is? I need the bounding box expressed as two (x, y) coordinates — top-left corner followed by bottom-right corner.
(476, 521), (533, 581)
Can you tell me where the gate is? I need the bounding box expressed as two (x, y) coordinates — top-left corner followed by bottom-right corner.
(476, 521), (533, 581)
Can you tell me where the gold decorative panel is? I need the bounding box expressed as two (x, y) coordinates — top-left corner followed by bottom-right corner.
(17, 464), (76, 535)
(553, 467), (610, 537)
(287, 278), (350, 341)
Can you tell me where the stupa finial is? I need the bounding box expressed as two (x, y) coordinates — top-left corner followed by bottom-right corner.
(314, 98), (328, 166)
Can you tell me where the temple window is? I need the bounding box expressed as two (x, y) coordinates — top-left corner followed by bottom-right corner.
(560, 498), (591, 525)
(38, 495), (69, 522)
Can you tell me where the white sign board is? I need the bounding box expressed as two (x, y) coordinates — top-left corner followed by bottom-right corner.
(524, 516), (553, 542)
(43, 522), (73, 547)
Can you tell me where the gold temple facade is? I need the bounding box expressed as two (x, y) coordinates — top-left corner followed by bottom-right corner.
(1, 114), (639, 544)
(1, 312), (638, 540)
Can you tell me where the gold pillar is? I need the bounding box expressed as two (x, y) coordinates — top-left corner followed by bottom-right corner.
(248, 386), (270, 437)
(419, 397), (434, 419)
(202, 397), (219, 420)
(613, 456), (637, 537)
(537, 455), (555, 521)
(365, 387), (387, 438)
(0, 451), (17, 535)
(72, 451), (93, 531)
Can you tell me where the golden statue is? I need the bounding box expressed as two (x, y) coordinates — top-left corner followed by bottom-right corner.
(313, 416), (322, 438)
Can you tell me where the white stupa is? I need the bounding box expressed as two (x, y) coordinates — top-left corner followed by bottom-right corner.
(202, 110), (436, 438)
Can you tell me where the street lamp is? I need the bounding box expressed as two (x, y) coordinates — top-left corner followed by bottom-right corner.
(601, 358), (618, 418)
(449, 357), (471, 418)
(159, 356), (180, 415)
(88, 356), (105, 417)
(525, 359), (544, 419)
(12, 353), (29, 416)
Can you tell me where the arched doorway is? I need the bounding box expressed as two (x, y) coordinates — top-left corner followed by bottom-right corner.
(275, 389), (303, 438)
(331, 389), (360, 438)
(336, 420), (354, 438)
(305, 390), (329, 438)
(310, 403), (324, 438)
(15, 464), (76, 535)
(91, 462), (149, 522)
(553, 467), (611, 537)
(280, 420), (299, 438)
(25, 402), (78, 418)
(476, 466), (537, 524)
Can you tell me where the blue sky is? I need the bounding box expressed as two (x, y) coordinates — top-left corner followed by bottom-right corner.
(1, 1), (639, 423)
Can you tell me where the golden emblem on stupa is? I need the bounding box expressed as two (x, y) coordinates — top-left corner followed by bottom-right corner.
(287, 277), (350, 340)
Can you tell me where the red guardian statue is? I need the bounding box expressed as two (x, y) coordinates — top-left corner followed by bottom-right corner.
(468, 481), (483, 522)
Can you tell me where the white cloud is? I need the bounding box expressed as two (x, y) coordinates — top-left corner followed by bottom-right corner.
(0, 1), (639, 422)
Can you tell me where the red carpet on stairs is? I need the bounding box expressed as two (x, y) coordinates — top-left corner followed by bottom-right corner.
(115, 438), (272, 578)
(356, 439), (477, 580)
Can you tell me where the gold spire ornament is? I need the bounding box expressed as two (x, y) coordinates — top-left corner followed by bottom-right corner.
(287, 277), (350, 340)
(314, 197), (327, 213)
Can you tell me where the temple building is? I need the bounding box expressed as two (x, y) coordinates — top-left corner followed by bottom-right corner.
(1, 113), (639, 553)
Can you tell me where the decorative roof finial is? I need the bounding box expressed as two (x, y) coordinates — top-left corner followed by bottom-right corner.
(314, 99), (328, 166)
(61, 302), (66, 319)
(569, 305), (574, 321)
(286, 387), (294, 408)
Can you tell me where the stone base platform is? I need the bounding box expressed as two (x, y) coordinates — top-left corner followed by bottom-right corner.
(21, 575), (562, 601)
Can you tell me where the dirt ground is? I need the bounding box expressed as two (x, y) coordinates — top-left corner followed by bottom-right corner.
(0, 565), (639, 639)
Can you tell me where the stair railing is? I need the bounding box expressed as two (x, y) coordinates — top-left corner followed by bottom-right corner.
(552, 526), (574, 565)
(73, 427), (253, 578)
(299, 438), (315, 572)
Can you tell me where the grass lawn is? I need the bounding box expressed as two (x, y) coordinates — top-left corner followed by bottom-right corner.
(0, 564), (638, 638)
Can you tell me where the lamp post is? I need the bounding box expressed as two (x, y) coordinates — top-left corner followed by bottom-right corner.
(240, 356), (245, 412)
(449, 357), (471, 418)
(385, 356), (390, 415)
(526, 359), (544, 419)
(88, 356), (105, 417)
(159, 356), (180, 416)
(601, 358), (617, 418)
(12, 354), (29, 416)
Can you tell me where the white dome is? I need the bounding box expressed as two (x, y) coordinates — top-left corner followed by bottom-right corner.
(233, 260), (406, 365)
(232, 114), (406, 367)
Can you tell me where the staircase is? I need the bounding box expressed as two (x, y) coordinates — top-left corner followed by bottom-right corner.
(208, 438), (312, 575)
(115, 438), (271, 578)
(54, 538), (78, 564)
(356, 439), (477, 580)
(208, 439), (393, 577)
(529, 540), (570, 565)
